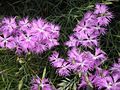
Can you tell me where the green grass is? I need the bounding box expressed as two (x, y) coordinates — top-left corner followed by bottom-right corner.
(0, 0), (120, 90)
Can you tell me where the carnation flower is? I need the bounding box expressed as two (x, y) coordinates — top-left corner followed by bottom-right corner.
(73, 19), (92, 33)
(67, 48), (80, 61)
(92, 23), (107, 35)
(83, 11), (96, 23)
(57, 61), (71, 76)
(0, 31), (15, 49)
(45, 37), (59, 49)
(77, 34), (98, 47)
(93, 48), (107, 66)
(67, 48), (96, 73)
(65, 35), (78, 47)
(70, 51), (95, 73)
(31, 19), (50, 39)
(49, 51), (64, 68)
(18, 17), (31, 31)
(110, 58), (120, 75)
(31, 76), (54, 90)
(1, 17), (17, 33)
(47, 23), (60, 39)
(16, 29), (37, 52)
(94, 3), (113, 26)
(93, 73), (120, 90)
(49, 51), (71, 76)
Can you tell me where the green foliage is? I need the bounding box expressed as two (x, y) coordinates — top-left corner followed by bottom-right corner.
(57, 77), (78, 90)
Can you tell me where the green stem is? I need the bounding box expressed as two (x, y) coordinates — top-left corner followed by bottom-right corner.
(84, 73), (93, 88)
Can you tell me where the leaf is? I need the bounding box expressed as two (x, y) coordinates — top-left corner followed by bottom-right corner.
(18, 79), (23, 90)
(58, 77), (79, 90)
(102, 1), (113, 5)
(73, 83), (77, 90)
(42, 67), (46, 79)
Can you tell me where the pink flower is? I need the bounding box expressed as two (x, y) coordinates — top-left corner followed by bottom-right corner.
(65, 35), (78, 47)
(94, 3), (113, 26)
(31, 19), (50, 39)
(49, 51), (64, 68)
(110, 58), (120, 75)
(1, 17), (17, 33)
(93, 48), (107, 66)
(31, 77), (54, 90)
(49, 51), (71, 76)
(19, 17), (31, 31)
(68, 48), (95, 73)
(0, 31), (15, 49)
(57, 61), (71, 76)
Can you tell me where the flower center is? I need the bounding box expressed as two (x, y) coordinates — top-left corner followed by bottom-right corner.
(3, 38), (8, 43)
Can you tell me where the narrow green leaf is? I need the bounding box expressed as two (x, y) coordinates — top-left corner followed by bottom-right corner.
(42, 67), (46, 79)
(73, 83), (77, 90)
(18, 79), (23, 90)
(102, 1), (113, 5)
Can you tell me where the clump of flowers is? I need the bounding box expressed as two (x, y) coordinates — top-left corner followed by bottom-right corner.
(78, 65), (120, 90)
(49, 47), (107, 76)
(48, 3), (120, 90)
(49, 3), (111, 77)
(0, 17), (60, 54)
(65, 3), (113, 48)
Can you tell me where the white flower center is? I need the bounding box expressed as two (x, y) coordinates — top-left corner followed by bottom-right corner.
(3, 38), (8, 43)
(38, 28), (44, 32)
(25, 36), (31, 42)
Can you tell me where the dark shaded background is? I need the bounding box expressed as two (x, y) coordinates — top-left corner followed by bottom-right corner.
(0, 0), (119, 18)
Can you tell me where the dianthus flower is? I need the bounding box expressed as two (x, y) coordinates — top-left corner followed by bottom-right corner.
(94, 3), (113, 26)
(18, 17), (31, 31)
(31, 76), (54, 90)
(93, 48), (107, 66)
(49, 51), (71, 76)
(1, 17), (17, 33)
(92, 68), (120, 90)
(110, 58), (120, 75)
(0, 31), (15, 49)
(68, 48), (95, 73)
